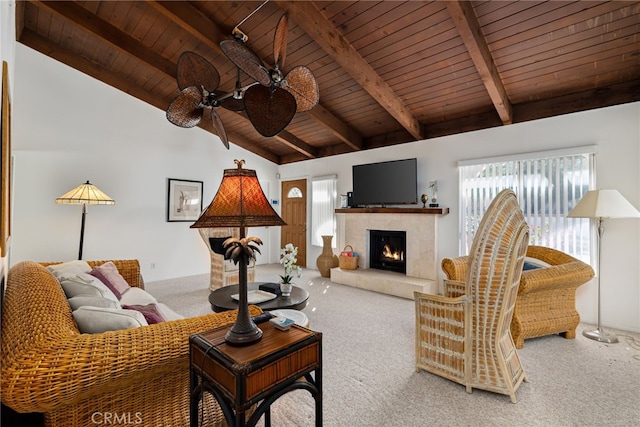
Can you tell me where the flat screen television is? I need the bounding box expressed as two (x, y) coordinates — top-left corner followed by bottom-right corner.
(352, 158), (418, 207)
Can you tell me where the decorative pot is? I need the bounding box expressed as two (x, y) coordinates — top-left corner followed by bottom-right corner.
(280, 282), (293, 297)
(316, 235), (339, 278)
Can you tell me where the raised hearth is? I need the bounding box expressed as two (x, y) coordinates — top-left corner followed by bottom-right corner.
(332, 208), (448, 299)
(330, 268), (436, 299)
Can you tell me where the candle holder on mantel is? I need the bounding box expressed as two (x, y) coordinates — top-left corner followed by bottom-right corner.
(428, 180), (439, 207)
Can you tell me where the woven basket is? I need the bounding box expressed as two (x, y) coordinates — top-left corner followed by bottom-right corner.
(339, 245), (359, 270)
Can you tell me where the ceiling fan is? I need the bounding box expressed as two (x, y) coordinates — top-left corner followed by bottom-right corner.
(220, 12), (320, 137)
(166, 2), (319, 146)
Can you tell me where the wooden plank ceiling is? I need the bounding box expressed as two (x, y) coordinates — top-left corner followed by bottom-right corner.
(15, 1), (640, 164)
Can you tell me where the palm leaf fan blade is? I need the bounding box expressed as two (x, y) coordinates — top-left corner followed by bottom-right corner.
(273, 14), (288, 70)
(283, 66), (319, 112)
(220, 39), (271, 87)
(166, 86), (204, 128)
(220, 96), (245, 112)
(176, 52), (220, 92)
(244, 85), (296, 137)
(210, 109), (230, 149)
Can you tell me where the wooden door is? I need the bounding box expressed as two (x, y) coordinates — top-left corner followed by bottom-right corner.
(281, 179), (307, 267)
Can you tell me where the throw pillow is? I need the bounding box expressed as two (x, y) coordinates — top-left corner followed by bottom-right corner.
(90, 262), (131, 299)
(59, 273), (119, 303)
(119, 287), (158, 306)
(47, 260), (91, 279)
(122, 304), (165, 324)
(68, 295), (121, 311)
(523, 256), (551, 270)
(72, 306), (148, 334)
(523, 262), (541, 271)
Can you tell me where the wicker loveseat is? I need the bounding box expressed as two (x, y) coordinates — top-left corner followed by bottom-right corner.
(442, 245), (595, 348)
(1, 259), (261, 427)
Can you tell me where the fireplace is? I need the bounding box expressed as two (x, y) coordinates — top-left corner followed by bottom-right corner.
(369, 230), (406, 274)
(333, 209), (445, 299)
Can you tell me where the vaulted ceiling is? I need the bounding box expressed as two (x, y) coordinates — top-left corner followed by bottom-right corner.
(15, 1), (640, 164)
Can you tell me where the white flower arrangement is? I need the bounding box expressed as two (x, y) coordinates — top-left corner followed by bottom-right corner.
(279, 243), (302, 284)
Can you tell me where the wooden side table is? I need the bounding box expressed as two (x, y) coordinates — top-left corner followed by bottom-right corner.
(189, 322), (322, 427)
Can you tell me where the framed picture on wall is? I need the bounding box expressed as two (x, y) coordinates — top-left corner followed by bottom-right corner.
(167, 178), (203, 222)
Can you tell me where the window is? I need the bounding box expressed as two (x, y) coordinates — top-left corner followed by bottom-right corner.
(459, 146), (596, 263)
(311, 176), (337, 247)
(287, 187), (303, 198)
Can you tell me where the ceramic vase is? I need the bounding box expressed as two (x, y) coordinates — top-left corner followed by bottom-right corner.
(280, 282), (292, 297)
(316, 235), (339, 278)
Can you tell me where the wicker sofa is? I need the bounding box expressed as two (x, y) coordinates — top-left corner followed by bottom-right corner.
(442, 245), (595, 348)
(1, 259), (261, 427)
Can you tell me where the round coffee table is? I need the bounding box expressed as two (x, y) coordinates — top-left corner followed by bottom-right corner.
(209, 282), (309, 313)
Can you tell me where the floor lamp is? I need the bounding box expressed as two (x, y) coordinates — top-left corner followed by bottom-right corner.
(56, 180), (115, 260)
(568, 189), (640, 343)
(190, 160), (285, 345)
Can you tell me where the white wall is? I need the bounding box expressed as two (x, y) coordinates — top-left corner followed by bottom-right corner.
(11, 44), (279, 282)
(279, 103), (640, 333)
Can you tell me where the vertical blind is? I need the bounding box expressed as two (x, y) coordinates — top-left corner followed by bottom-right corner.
(311, 176), (337, 247)
(459, 149), (595, 263)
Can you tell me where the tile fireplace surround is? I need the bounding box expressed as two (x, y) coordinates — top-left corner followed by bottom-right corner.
(331, 208), (448, 299)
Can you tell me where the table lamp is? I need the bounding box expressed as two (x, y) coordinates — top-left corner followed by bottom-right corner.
(191, 160), (285, 345)
(568, 189), (640, 343)
(56, 180), (115, 260)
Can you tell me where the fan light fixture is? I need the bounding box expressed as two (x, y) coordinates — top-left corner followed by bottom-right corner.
(56, 180), (115, 260)
(190, 160), (286, 345)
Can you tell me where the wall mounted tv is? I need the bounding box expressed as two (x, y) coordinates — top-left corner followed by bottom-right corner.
(352, 158), (418, 207)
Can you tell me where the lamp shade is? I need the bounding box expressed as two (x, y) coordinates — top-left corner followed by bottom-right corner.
(190, 160), (285, 229)
(567, 189), (640, 219)
(55, 181), (115, 205)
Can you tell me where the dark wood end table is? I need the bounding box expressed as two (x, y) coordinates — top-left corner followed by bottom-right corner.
(209, 282), (309, 313)
(189, 322), (322, 426)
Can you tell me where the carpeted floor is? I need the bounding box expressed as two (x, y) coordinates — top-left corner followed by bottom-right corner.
(147, 264), (640, 427)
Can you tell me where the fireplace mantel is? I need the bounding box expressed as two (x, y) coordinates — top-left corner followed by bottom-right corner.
(335, 207), (448, 215)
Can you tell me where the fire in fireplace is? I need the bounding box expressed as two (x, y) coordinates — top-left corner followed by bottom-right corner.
(369, 230), (407, 274)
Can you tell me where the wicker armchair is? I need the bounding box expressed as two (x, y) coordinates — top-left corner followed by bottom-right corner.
(198, 228), (255, 290)
(1, 259), (261, 427)
(442, 246), (594, 348)
(415, 189), (529, 403)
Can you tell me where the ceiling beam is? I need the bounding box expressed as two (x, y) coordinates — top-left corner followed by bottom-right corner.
(147, 0), (362, 152)
(35, 0), (176, 80)
(275, 131), (317, 159)
(277, 1), (425, 141)
(513, 79), (640, 124)
(307, 105), (362, 151)
(17, 28), (281, 164)
(446, 1), (513, 125)
(144, 0), (226, 55)
(424, 80), (640, 139)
